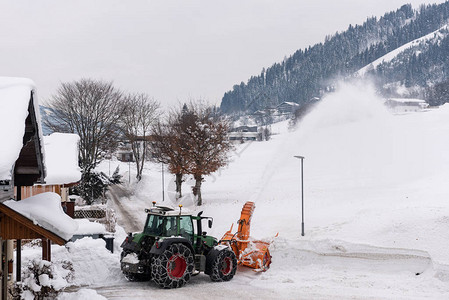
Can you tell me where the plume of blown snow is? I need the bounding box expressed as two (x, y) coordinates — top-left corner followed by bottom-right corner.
(299, 81), (391, 132)
(293, 80), (435, 189)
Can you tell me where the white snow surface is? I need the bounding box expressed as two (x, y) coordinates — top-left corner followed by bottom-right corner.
(43, 133), (81, 185)
(19, 81), (449, 298)
(0, 77), (45, 181)
(4, 192), (78, 240)
(58, 289), (107, 300)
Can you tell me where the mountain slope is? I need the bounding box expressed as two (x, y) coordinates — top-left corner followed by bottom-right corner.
(220, 2), (449, 114)
(357, 24), (449, 76)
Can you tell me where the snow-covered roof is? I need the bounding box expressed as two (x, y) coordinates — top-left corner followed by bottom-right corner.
(74, 219), (108, 235)
(277, 101), (300, 107)
(387, 98), (427, 103)
(3, 192), (78, 241)
(43, 133), (81, 185)
(73, 219), (107, 235)
(146, 205), (193, 216)
(0, 77), (45, 181)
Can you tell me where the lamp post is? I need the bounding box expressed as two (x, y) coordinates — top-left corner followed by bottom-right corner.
(161, 163), (165, 202)
(294, 155), (305, 236)
(128, 160), (131, 184)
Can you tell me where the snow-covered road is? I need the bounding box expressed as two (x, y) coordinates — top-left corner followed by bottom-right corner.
(107, 185), (143, 233)
(90, 233), (448, 299)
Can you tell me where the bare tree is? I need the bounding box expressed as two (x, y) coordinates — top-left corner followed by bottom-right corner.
(152, 103), (233, 205)
(44, 79), (124, 172)
(151, 106), (190, 198)
(120, 93), (160, 181)
(181, 103), (233, 206)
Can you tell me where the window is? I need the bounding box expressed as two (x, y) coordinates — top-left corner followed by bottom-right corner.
(164, 216), (178, 236)
(144, 215), (164, 235)
(144, 215), (193, 243)
(179, 216), (194, 242)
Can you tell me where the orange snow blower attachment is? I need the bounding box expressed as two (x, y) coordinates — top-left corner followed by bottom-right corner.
(220, 201), (273, 271)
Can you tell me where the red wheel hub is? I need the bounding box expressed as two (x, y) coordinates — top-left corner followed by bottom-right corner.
(221, 257), (232, 275)
(167, 255), (187, 279)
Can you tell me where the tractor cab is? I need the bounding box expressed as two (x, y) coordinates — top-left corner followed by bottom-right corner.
(143, 203), (216, 250)
(144, 213), (194, 243)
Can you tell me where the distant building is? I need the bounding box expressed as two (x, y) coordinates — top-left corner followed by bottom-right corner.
(116, 136), (156, 162)
(276, 102), (300, 114)
(116, 141), (134, 162)
(385, 98), (429, 113)
(229, 126), (259, 141)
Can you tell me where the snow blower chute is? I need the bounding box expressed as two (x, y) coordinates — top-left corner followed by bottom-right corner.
(219, 201), (274, 271)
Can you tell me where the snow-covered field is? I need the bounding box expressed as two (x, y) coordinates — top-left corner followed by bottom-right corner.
(21, 81), (449, 299)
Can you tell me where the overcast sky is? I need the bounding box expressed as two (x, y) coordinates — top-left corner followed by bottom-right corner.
(0, 0), (446, 107)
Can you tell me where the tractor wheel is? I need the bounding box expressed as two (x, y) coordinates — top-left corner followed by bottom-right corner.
(209, 248), (237, 282)
(151, 243), (194, 288)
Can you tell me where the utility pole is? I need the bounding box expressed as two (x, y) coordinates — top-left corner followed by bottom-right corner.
(161, 163), (165, 202)
(294, 155), (305, 236)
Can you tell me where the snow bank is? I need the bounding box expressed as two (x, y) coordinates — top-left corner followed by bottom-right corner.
(64, 236), (124, 286)
(4, 192), (78, 240)
(0, 77), (40, 180)
(43, 133), (81, 185)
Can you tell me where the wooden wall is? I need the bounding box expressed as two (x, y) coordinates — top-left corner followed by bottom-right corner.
(19, 185), (69, 202)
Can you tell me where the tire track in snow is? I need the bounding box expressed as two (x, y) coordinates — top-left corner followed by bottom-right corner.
(107, 185), (142, 233)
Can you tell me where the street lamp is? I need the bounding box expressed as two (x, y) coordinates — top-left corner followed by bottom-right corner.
(128, 160), (131, 184)
(161, 163), (165, 202)
(294, 155), (305, 236)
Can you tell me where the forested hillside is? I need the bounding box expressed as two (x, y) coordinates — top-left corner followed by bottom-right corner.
(220, 2), (449, 114)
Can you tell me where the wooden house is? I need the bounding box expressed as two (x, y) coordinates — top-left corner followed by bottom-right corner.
(0, 78), (76, 299)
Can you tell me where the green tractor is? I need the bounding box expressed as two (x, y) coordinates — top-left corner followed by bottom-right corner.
(120, 203), (237, 288)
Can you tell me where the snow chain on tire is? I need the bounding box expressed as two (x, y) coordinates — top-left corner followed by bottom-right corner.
(151, 243), (194, 288)
(209, 248), (237, 282)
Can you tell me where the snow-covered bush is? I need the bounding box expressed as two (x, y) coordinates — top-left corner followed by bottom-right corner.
(10, 259), (74, 300)
(110, 166), (122, 184)
(71, 168), (123, 205)
(70, 171), (110, 205)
